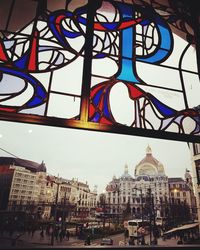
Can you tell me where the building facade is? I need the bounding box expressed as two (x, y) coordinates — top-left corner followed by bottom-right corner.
(168, 175), (197, 223)
(71, 179), (98, 221)
(0, 157), (97, 221)
(190, 142), (200, 231)
(0, 157), (46, 213)
(134, 145), (169, 218)
(104, 145), (196, 225)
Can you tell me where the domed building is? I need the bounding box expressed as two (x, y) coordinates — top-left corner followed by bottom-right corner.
(134, 145), (169, 218)
(103, 145), (196, 223)
(104, 148), (170, 220)
(135, 145), (165, 177)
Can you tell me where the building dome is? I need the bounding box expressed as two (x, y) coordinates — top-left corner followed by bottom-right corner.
(135, 145), (165, 177)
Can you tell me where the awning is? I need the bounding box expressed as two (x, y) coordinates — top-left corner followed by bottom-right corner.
(177, 223), (199, 231)
(164, 223), (199, 235)
(163, 227), (179, 235)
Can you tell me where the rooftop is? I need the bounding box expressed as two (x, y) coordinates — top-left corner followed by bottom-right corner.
(0, 157), (46, 173)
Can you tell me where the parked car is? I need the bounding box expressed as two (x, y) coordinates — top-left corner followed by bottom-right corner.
(100, 238), (113, 245)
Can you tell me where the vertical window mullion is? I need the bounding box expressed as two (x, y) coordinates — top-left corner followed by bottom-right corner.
(80, 0), (101, 122)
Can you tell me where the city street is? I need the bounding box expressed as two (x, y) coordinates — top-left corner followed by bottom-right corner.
(0, 230), (198, 248)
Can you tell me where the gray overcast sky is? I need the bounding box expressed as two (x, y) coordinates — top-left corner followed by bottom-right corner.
(0, 120), (192, 193)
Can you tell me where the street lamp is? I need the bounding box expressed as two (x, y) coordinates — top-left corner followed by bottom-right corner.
(133, 187), (144, 224)
(99, 191), (107, 236)
(169, 188), (181, 227)
(117, 188), (120, 225)
(51, 179), (61, 246)
(146, 188), (153, 244)
(147, 188), (159, 245)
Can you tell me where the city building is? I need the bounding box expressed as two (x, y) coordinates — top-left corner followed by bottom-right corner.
(168, 174), (197, 222)
(104, 145), (197, 225)
(190, 142), (200, 231)
(105, 164), (141, 221)
(134, 145), (169, 218)
(71, 179), (98, 221)
(0, 157), (46, 213)
(0, 156), (97, 221)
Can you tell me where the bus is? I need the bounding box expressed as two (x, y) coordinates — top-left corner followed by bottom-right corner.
(126, 219), (150, 239)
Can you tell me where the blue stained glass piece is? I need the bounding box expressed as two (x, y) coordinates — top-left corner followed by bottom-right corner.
(92, 112), (100, 122)
(102, 23), (118, 30)
(49, 15), (55, 22)
(94, 53), (106, 58)
(149, 94), (176, 117)
(137, 17), (172, 63)
(75, 6), (87, 16)
(93, 88), (103, 106)
(140, 20), (151, 26)
(122, 27), (133, 59)
(157, 22), (171, 50)
(117, 2), (133, 18)
(37, 85), (46, 99)
(117, 59), (140, 83)
(14, 54), (28, 69)
(0, 66), (47, 108)
(66, 11), (73, 17)
(27, 96), (42, 107)
(104, 89), (111, 119)
(77, 16), (87, 25)
(115, 5), (141, 84)
(62, 29), (81, 38)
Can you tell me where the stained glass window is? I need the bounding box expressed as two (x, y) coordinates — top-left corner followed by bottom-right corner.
(0, 0), (199, 142)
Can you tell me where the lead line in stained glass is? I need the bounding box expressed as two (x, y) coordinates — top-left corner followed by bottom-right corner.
(178, 43), (190, 109)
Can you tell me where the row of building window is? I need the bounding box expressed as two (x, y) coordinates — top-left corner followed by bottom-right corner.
(15, 172), (35, 179)
(170, 183), (186, 189)
(10, 195), (34, 200)
(12, 189), (34, 195)
(171, 191), (187, 197)
(14, 178), (35, 184)
(13, 183), (35, 189)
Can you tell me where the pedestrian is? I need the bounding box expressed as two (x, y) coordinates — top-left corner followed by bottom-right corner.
(45, 226), (49, 236)
(141, 235), (145, 245)
(85, 234), (91, 245)
(66, 230), (70, 240)
(128, 237), (135, 245)
(31, 228), (35, 238)
(40, 230), (44, 239)
(55, 228), (59, 241)
(59, 230), (63, 242)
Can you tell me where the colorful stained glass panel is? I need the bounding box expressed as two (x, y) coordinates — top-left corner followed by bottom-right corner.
(0, 0), (199, 142)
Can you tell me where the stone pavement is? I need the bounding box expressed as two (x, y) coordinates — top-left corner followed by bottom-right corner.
(157, 236), (178, 246)
(0, 230), (84, 248)
(0, 230), (200, 248)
